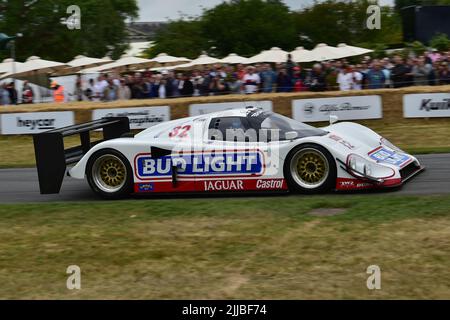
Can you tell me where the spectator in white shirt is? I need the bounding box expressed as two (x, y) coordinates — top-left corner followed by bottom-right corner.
(93, 75), (108, 101)
(351, 65), (363, 90)
(242, 66), (260, 94)
(337, 65), (362, 91)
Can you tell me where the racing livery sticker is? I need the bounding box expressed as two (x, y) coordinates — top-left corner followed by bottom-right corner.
(134, 179), (288, 193)
(137, 183), (154, 192)
(368, 147), (411, 167)
(135, 151), (265, 180)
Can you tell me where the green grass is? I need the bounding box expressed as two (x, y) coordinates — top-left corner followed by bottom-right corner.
(0, 195), (449, 299)
(1, 122), (449, 168)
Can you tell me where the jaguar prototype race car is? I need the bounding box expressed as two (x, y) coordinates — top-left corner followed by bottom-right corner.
(33, 107), (424, 199)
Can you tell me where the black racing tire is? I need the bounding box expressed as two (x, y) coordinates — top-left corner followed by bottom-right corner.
(283, 143), (337, 194)
(86, 149), (133, 199)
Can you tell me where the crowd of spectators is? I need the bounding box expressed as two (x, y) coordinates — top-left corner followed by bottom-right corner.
(1, 49), (450, 105)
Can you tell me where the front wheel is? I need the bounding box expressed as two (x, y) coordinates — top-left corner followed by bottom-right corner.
(284, 144), (336, 194)
(86, 149), (133, 199)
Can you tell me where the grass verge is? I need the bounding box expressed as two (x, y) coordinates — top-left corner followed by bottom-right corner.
(0, 194), (449, 299)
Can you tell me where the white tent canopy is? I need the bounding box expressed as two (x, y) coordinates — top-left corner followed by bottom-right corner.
(52, 55), (112, 76)
(220, 53), (249, 64)
(80, 54), (156, 73)
(336, 43), (374, 57)
(174, 54), (222, 70)
(67, 55), (112, 68)
(0, 58), (24, 75)
(150, 53), (191, 66)
(310, 43), (348, 61)
(290, 47), (315, 63)
(247, 47), (290, 64)
(1, 56), (67, 79)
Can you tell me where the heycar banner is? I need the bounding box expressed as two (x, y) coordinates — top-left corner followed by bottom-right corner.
(292, 95), (383, 122)
(189, 101), (273, 116)
(0, 111), (74, 135)
(403, 93), (450, 118)
(92, 106), (170, 130)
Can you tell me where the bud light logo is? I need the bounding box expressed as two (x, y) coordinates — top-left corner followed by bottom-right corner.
(135, 152), (264, 179)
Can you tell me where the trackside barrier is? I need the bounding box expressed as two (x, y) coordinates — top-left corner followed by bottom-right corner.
(1, 85), (450, 133)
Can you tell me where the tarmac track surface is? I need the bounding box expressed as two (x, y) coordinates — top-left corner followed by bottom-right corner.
(0, 154), (449, 203)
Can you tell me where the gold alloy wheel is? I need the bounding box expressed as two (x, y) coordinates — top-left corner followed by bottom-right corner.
(290, 148), (329, 189)
(92, 154), (127, 193)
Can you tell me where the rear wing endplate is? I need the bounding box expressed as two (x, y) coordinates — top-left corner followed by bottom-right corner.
(33, 117), (130, 194)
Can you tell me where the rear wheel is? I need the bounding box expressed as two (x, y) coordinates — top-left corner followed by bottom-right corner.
(284, 144), (336, 194)
(86, 149), (133, 199)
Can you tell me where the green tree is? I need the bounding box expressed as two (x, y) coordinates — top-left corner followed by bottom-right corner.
(292, 0), (402, 49)
(144, 19), (208, 59)
(430, 33), (450, 51)
(148, 0), (297, 58)
(405, 40), (427, 56)
(201, 0), (297, 56)
(0, 0), (138, 62)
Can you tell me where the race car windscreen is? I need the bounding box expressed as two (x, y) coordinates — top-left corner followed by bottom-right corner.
(246, 111), (327, 140)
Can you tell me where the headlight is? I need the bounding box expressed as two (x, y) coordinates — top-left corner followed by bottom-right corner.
(363, 164), (372, 176)
(349, 157), (357, 170)
(381, 138), (404, 153)
(347, 154), (395, 181)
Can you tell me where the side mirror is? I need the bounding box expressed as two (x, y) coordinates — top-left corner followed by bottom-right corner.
(285, 131), (299, 140)
(329, 115), (339, 125)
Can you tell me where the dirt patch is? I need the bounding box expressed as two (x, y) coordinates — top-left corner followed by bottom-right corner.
(307, 208), (347, 217)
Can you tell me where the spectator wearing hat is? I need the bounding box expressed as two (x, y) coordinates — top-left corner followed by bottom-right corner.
(51, 81), (65, 103)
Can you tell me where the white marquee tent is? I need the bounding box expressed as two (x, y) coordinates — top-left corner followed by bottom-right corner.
(336, 43), (374, 57)
(247, 47), (290, 64)
(0, 56), (67, 79)
(80, 54), (156, 73)
(309, 43), (348, 61)
(220, 53), (249, 64)
(290, 47), (315, 63)
(0, 58), (24, 75)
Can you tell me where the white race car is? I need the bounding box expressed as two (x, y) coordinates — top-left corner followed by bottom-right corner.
(33, 107), (424, 199)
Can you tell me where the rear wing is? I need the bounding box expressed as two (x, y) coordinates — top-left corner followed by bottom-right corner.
(33, 117), (130, 194)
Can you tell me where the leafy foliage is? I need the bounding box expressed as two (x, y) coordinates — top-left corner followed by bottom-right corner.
(201, 0), (297, 57)
(144, 19), (208, 59)
(292, 0), (402, 49)
(148, 0), (298, 58)
(430, 33), (450, 51)
(405, 40), (427, 56)
(148, 0), (402, 59)
(0, 0), (138, 62)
